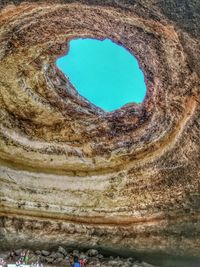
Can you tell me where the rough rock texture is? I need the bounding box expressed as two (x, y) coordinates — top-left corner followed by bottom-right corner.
(0, 0), (200, 266)
(0, 248), (156, 267)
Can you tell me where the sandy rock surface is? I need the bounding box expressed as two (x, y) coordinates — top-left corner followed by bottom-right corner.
(0, 0), (200, 266)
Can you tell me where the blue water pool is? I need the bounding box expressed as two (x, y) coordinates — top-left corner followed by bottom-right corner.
(56, 38), (146, 112)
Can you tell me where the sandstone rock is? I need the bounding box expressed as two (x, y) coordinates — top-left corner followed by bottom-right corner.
(41, 256), (47, 263)
(41, 250), (50, 256)
(0, 0), (199, 265)
(49, 252), (57, 259)
(87, 249), (99, 257)
(55, 252), (64, 259)
(14, 249), (22, 256)
(141, 262), (157, 267)
(60, 259), (68, 266)
(57, 246), (67, 256)
(35, 251), (41, 255)
(127, 258), (135, 262)
(97, 254), (104, 259)
(46, 256), (54, 263)
(72, 250), (79, 256)
(29, 255), (38, 263)
(54, 257), (64, 263)
(0, 253), (9, 260)
(107, 260), (121, 266)
(79, 253), (88, 259)
(122, 262), (132, 267)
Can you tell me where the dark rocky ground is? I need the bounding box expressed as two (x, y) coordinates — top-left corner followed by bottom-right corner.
(0, 1), (199, 267)
(0, 247), (157, 267)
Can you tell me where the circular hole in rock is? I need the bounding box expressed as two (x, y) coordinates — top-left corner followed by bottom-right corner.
(56, 38), (146, 112)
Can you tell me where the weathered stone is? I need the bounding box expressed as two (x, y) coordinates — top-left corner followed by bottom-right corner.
(55, 252), (64, 259)
(49, 252), (57, 259)
(41, 250), (50, 257)
(141, 263), (157, 267)
(127, 258), (135, 263)
(72, 250), (79, 257)
(0, 1), (199, 266)
(57, 246), (67, 256)
(122, 262), (132, 267)
(35, 251), (41, 255)
(14, 249), (22, 256)
(107, 260), (121, 266)
(46, 256), (54, 263)
(29, 255), (38, 263)
(0, 253), (9, 260)
(54, 257), (64, 263)
(97, 254), (104, 259)
(79, 253), (88, 260)
(87, 249), (99, 257)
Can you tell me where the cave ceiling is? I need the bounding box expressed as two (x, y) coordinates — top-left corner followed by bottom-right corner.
(0, 0), (200, 259)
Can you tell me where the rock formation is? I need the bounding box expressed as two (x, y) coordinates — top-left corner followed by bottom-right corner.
(0, 0), (200, 266)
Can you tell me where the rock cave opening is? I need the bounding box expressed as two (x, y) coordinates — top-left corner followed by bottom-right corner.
(1, 1), (200, 267)
(56, 38), (147, 112)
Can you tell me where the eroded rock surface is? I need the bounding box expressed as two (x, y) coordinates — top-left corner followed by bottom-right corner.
(0, 247), (158, 267)
(0, 0), (200, 265)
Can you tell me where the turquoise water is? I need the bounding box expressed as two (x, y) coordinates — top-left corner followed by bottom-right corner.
(56, 38), (146, 112)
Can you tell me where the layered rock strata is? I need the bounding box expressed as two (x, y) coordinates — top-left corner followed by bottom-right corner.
(0, 0), (200, 265)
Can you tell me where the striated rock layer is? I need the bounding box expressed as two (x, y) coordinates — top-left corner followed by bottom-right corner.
(0, 0), (200, 265)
